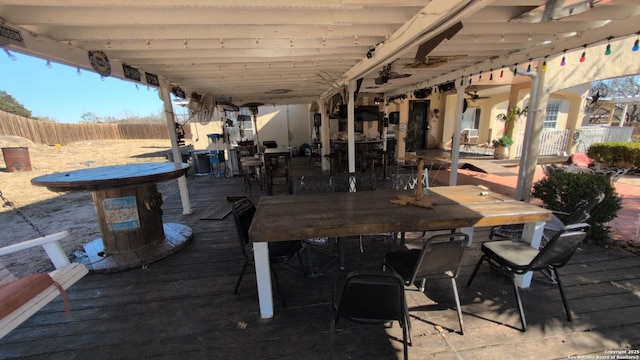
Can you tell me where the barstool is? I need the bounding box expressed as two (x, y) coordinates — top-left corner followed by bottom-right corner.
(241, 158), (263, 193)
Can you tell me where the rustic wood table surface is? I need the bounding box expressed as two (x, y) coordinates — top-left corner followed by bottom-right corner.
(249, 185), (552, 318)
(31, 162), (192, 272)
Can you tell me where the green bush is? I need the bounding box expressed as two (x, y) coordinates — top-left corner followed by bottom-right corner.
(587, 142), (640, 170)
(532, 172), (622, 243)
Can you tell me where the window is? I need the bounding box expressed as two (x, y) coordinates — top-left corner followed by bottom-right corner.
(544, 101), (560, 129)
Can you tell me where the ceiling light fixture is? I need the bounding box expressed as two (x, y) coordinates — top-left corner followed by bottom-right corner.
(146, 39), (151, 49)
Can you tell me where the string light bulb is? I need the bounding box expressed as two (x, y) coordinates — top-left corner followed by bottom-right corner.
(527, 58), (532, 72)
(633, 32), (639, 52)
(560, 50), (567, 66)
(4, 49), (17, 61)
(478, 71), (483, 82)
(500, 68), (504, 78)
(605, 36), (613, 56)
(489, 69), (493, 81)
(46, 60), (52, 69)
(76, 67), (82, 76)
(541, 56), (548, 72)
(579, 45), (587, 63)
(146, 39), (151, 49)
(513, 63), (518, 76)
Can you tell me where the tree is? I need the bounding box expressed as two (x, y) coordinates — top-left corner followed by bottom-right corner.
(594, 76), (640, 123)
(0, 90), (32, 118)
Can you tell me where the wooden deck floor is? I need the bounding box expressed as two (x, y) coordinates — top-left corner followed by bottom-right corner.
(2, 159), (640, 360)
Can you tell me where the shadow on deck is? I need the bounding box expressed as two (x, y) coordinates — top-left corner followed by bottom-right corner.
(1, 156), (639, 360)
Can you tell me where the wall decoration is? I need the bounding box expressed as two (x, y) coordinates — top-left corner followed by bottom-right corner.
(88, 50), (111, 77)
(145, 72), (159, 86)
(122, 64), (141, 81)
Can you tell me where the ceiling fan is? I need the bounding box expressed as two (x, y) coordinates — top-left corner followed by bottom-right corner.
(465, 91), (489, 102)
(374, 62), (411, 85)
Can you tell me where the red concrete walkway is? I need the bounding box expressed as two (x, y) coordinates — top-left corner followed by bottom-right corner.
(429, 165), (640, 243)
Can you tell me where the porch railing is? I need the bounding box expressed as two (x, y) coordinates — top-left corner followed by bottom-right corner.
(515, 126), (633, 157)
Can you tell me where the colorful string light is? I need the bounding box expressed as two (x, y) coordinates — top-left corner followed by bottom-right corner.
(579, 45), (587, 63)
(561, 50), (567, 66)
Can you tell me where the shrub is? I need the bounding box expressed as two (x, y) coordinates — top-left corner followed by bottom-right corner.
(532, 172), (622, 243)
(587, 142), (640, 170)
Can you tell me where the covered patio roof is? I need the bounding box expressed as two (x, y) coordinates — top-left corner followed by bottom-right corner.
(2, 0), (639, 106)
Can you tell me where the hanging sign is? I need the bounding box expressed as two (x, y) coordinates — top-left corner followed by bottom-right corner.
(145, 72), (160, 86)
(122, 64), (141, 81)
(88, 50), (111, 77)
(0, 24), (25, 47)
(103, 196), (140, 232)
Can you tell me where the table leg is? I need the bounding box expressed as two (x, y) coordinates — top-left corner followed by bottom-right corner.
(253, 241), (274, 319)
(459, 226), (474, 246)
(514, 221), (545, 288)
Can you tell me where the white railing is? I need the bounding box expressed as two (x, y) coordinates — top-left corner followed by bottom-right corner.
(515, 126), (633, 157)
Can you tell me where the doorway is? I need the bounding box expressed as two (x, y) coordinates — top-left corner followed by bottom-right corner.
(406, 100), (430, 152)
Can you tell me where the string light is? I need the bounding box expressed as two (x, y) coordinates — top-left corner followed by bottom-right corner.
(500, 68), (504, 78)
(460, 77), (464, 86)
(633, 32), (639, 52)
(560, 50), (567, 66)
(579, 44), (587, 63)
(489, 69), (493, 81)
(605, 36), (613, 56)
(541, 56), (548, 72)
(468, 77), (472, 85)
(4, 49), (17, 61)
(46, 60), (52, 69)
(526, 58), (532, 73)
(478, 71), (483, 82)
(513, 63), (518, 76)
(76, 67), (82, 76)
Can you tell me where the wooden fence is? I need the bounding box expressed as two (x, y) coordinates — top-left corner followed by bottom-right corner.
(0, 111), (191, 145)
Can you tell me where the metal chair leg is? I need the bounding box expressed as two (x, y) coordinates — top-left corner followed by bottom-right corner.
(233, 259), (250, 294)
(554, 268), (573, 322)
(451, 277), (464, 334)
(510, 274), (527, 331)
(466, 255), (486, 287)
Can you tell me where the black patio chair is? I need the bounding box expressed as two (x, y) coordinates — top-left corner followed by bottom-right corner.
(467, 223), (590, 332)
(232, 198), (305, 307)
(331, 270), (410, 360)
(384, 232), (469, 334)
(489, 188), (603, 247)
(294, 176), (342, 277)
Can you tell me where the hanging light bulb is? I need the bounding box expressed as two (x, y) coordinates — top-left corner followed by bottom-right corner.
(146, 39), (151, 49)
(513, 63), (518, 76)
(541, 56), (548, 72)
(46, 60), (52, 69)
(633, 33), (639, 52)
(183, 39), (189, 49)
(478, 71), (483, 82)
(460, 77), (464, 86)
(4, 49), (17, 61)
(604, 36), (613, 56)
(561, 50), (567, 66)
(468, 77), (472, 85)
(500, 68), (504, 78)
(579, 45), (587, 63)
(76, 67), (82, 76)
(489, 69), (493, 81)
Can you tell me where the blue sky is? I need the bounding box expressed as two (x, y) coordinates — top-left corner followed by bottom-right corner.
(1, 50), (166, 123)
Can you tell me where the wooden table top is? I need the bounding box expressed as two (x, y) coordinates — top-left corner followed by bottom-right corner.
(249, 185), (552, 243)
(31, 162), (190, 192)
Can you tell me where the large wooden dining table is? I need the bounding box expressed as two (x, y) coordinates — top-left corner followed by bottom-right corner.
(249, 185), (552, 319)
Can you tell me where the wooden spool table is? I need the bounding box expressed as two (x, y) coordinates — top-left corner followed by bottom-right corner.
(31, 162), (192, 273)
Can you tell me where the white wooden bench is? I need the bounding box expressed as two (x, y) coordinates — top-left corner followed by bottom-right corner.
(0, 231), (88, 339)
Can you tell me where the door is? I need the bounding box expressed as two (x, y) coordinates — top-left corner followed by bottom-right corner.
(407, 100), (430, 152)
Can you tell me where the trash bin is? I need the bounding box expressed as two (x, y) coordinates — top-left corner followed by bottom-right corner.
(192, 151), (211, 175)
(2, 147), (32, 172)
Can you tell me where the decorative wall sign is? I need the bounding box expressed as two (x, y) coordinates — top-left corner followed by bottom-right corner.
(145, 72), (159, 86)
(122, 64), (141, 81)
(0, 24), (25, 47)
(102, 196), (140, 232)
(171, 86), (186, 99)
(88, 50), (111, 77)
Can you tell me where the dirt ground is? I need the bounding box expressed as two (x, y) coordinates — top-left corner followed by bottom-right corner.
(0, 136), (179, 277)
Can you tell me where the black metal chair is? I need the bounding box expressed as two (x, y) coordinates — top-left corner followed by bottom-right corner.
(293, 176), (342, 277)
(489, 188), (603, 247)
(384, 232), (469, 334)
(331, 270), (410, 360)
(232, 198), (305, 307)
(467, 223), (590, 331)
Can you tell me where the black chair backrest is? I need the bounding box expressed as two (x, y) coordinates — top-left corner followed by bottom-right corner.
(232, 198), (256, 258)
(413, 233), (468, 281)
(530, 223), (590, 270)
(336, 271), (406, 323)
(293, 176), (332, 194)
(562, 189), (604, 225)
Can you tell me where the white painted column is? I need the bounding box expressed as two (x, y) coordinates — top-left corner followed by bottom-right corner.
(253, 241), (273, 318)
(158, 85), (192, 215)
(347, 80), (356, 174)
(449, 80), (466, 185)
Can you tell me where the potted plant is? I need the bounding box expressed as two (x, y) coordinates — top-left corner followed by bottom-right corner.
(492, 135), (513, 159)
